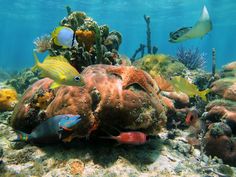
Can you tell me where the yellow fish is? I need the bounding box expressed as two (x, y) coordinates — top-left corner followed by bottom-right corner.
(169, 76), (210, 101)
(32, 51), (85, 89)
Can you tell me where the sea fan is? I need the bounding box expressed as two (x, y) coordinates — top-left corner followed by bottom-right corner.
(176, 46), (206, 70)
(33, 35), (51, 53)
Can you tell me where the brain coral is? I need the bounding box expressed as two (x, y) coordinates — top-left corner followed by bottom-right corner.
(10, 65), (167, 139)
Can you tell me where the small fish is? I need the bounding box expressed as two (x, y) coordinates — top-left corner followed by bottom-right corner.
(169, 5), (212, 43)
(52, 26), (77, 48)
(169, 76), (211, 101)
(101, 131), (149, 145)
(185, 109), (199, 126)
(14, 114), (81, 144)
(32, 51), (85, 89)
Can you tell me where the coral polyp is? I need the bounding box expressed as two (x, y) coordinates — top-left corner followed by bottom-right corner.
(33, 35), (52, 53)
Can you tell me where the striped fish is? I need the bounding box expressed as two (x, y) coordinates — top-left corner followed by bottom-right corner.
(32, 51), (85, 89)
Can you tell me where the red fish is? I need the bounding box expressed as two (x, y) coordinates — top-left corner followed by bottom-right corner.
(185, 109), (199, 126)
(101, 131), (148, 145)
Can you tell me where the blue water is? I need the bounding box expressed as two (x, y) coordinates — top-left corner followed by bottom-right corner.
(0, 0), (236, 71)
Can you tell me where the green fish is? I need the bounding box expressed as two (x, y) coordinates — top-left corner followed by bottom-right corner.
(32, 51), (85, 89)
(169, 5), (212, 43)
(169, 76), (211, 101)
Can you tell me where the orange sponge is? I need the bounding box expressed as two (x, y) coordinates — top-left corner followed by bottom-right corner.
(0, 88), (18, 111)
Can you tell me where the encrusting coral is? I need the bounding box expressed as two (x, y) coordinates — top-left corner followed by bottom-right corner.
(10, 65), (167, 138)
(200, 61), (236, 166)
(134, 54), (187, 79)
(0, 88), (18, 111)
(211, 77), (236, 101)
(204, 122), (236, 166)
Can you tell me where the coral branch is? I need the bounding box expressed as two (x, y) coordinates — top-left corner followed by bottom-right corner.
(144, 15), (151, 54)
(212, 48), (216, 77)
(131, 44), (145, 62)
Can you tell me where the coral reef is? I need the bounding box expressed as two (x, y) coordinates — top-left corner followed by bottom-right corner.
(0, 88), (18, 112)
(3, 114), (235, 176)
(134, 54), (187, 79)
(205, 99), (236, 134)
(204, 122), (236, 166)
(0, 68), (12, 82)
(5, 69), (39, 94)
(131, 15), (158, 61)
(200, 60), (236, 166)
(176, 46), (206, 70)
(33, 35), (52, 53)
(10, 65), (166, 137)
(211, 77), (236, 101)
(75, 29), (95, 51)
(36, 9), (123, 72)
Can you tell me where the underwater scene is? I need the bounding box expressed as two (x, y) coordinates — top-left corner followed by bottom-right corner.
(0, 0), (236, 176)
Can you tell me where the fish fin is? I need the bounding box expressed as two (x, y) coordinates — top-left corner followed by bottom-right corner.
(199, 5), (210, 22)
(13, 130), (30, 142)
(39, 72), (47, 78)
(62, 135), (74, 143)
(61, 126), (73, 131)
(50, 82), (62, 89)
(59, 74), (66, 81)
(154, 74), (173, 92)
(32, 51), (40, 71)
(99, 136), (113, 140)
(44, 55), (69, 63)
(199, 88), (211, 101)
(51, 26), (64, 46)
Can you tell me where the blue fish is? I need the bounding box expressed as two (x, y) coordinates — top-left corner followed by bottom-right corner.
(14, 114), (81, 144)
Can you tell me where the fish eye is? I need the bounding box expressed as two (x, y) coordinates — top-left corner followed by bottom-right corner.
(74, 76), (80, 81)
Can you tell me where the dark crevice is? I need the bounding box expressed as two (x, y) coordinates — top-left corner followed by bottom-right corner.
(125, 83), (146, 92)
(90, 87), (101, 112)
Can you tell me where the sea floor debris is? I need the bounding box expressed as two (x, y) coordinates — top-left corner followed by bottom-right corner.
(1, 113), (236, 176)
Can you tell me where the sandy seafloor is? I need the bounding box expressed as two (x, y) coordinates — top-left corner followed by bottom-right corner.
(0, 111), (235, 177)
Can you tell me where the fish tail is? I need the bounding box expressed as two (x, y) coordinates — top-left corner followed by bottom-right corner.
(13, 130), (30, 142)
(32, 51), (40, 71)
(199, 88), (211, 101)
(99, 136), (115, 140)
